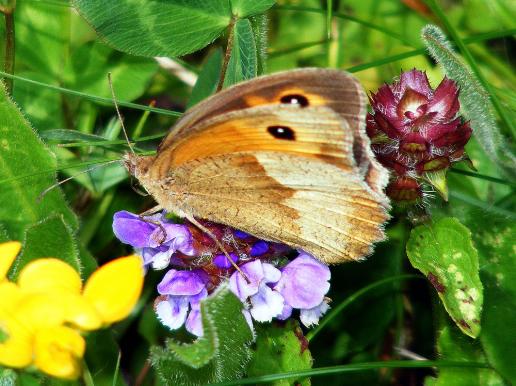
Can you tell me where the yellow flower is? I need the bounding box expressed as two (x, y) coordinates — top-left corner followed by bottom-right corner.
(0, 241), (144, 380)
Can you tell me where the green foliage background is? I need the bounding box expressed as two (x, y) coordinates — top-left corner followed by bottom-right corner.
(0, 0), (514, 385)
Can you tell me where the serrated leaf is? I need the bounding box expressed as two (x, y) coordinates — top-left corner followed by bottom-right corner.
(247, 320), (313, 386)
(72, 0), (232, 58)
(406, 217), (483, 338)
(9, 215), (80, 279)
(249, 14), (269, 76)
(151, 285), (253, 386)
(224, 18), (257, 88)
(230, 0), (276, 18)
(188, 49), (223, 108)
(0, 83), (78, 240)
(424, 324), (506, 386)
(473, 218), (516, 383)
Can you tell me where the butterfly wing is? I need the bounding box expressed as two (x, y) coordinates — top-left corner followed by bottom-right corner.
(138, 104), (389, 263)
(157, 68), (388, 199)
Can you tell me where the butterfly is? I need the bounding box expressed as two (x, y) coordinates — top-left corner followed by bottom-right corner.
(125, 68), (390, 264)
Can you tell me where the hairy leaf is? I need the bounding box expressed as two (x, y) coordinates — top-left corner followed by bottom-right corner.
(406, 217), (483, 338)
(0, 84), (78, 240)
(247, 320), (313, 386)
(421, 25), (516, 178)
(224, 19), (257, 88)
(9, 215), (80, 279)
(151, 285), (253, 386)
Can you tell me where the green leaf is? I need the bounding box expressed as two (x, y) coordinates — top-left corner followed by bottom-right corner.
(230, 0), (276, 18)
(0, 83), (78, 240)
(421, 25), (516, 179)
(72, 0), (233, 58)
(249, 14), (269, 76)
(15, 1), (70, 78)
(247, 320), (313, 386)
(473, 217), (516, 383)
(151, 285), (253, 386)
(9, 215), (80, 279)
(0, 368), (16, 386)
(224, 19), (257, 88)
(40, 129), (107, 144)
(85, 330), (127, 386)
(406, 217), (483, 338)
(425, 324), (506, 386)
(64, 42), (158, 100)
(188, 49), (223, 108)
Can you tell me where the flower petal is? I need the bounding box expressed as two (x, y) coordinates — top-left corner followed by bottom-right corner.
(156, 296), (189, 330)
(185, 309), (203, 337)
(83, 255), (144, 324)
(249, 283), (284, 322)
(229, 260), (264, 301)
(157, 269), (206, 296)
(0, 241), (21, 281)
(213, 253), (239, 269)
(112, 211), (158, 248)
(300, 300), (330, 327)
(18, 258), (82, 295)
(33, 325), (85, 380)
(275, 252), (330, 309)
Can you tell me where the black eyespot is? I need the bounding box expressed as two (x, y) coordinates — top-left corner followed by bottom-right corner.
(280, 94), (309, 107)
(267, 126), (296, 140)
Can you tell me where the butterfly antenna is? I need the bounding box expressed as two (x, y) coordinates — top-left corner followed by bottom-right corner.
(186, 214), (250, 282)
(108, 72), (135, 155)
(37, 160), (120, 202)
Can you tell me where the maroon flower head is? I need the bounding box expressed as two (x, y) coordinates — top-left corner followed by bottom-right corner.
(367, 69), (472, 203)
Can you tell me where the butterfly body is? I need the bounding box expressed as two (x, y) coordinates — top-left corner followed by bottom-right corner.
(126, 68), (390, 264)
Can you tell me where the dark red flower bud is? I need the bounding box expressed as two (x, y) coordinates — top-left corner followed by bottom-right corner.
(366, 69), (472, 203)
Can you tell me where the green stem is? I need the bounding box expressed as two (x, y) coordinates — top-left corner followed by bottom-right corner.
(2, 6), (15, 95)
(0, 71), (181, 117)
(307, 274), (422, 341)
(209, 360), (490, 386)
(425, 0), (516, 138)
(450, 168), (516, 187)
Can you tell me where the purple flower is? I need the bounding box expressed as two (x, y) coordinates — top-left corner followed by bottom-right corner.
(250, 241), (269, 256)
(155, 269), (208, 336)
(113, 210), (195, 269)
(112, 211), (158, 248)
(229, 260), (284, 322)
(274, 252), (331, 327)
(213, 253), (239, 269)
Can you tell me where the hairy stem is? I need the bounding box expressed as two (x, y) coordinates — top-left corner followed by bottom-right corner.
(216, 16), (237, 92)
(2, 6), (15, 95)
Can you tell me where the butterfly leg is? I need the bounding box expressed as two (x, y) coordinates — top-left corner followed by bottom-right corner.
(138, 205), (167, 245)
(185, 213), (250, 283)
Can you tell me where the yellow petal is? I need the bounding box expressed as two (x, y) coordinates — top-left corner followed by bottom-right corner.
(0, 281), (23, 317)
(0, 319), (33, 368)
(62, 293), (102, 331)
(0, 282), (33, 369)
(34, 325), (85, 380)
(17, 293), (67, 331)
(0, 241), (21, 281)
(83, 255), (144, 324)
(18, 258), (82, 295)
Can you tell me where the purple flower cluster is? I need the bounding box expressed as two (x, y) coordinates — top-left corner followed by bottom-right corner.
(113, 211), (331, 336)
